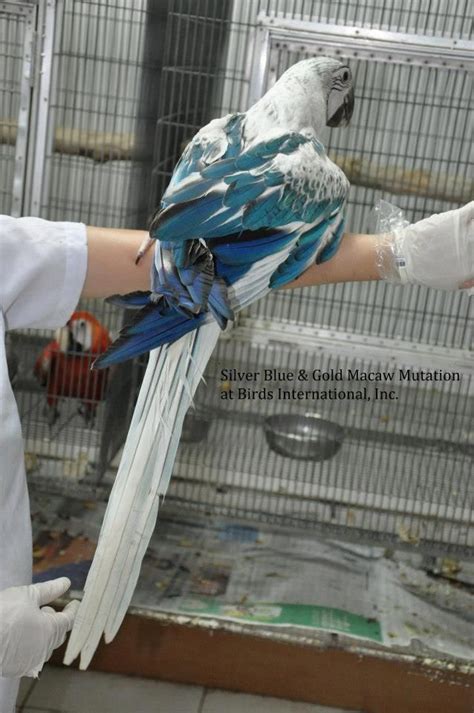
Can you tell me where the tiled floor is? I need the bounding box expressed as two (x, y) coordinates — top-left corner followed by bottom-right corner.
(16, 667), (362, 713)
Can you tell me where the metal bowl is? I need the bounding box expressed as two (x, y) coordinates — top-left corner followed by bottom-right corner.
(264, 413), (344, 462)
(181, 412), (212, 443)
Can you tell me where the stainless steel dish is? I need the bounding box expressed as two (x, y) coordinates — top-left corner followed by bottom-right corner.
(264, 413), (344, 461)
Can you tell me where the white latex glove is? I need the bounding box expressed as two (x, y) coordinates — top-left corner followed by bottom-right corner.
(0, 577), (79, 678)
(375, 201), (473, 292)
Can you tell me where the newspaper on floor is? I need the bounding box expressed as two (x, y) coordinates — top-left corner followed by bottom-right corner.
(130, 514), (474, 661)
(31, 496), (473, 661)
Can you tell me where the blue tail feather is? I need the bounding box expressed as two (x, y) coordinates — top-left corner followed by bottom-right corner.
(269, 243), (317, 288)
(214, 260), (251, 284)
(105, 291), (151, 309)
(296, 220), (329, 249)
(94, 302), (208, 368)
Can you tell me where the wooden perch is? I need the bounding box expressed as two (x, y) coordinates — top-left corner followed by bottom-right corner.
(330, 152), (473, 205)
(0, 120), (136, 162)
(0, 120), (17, 145)
(1, 120), (472, 203)
(54, 126), (136, 161)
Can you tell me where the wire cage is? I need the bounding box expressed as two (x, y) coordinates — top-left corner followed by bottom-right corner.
(150, 0), (473, 557)
(0, 1), (36, 216)
(3, 0), (167, 491)
(243, 19), (472, 348)
(3, 0), (473, 555)
(171, 338), (472, 557)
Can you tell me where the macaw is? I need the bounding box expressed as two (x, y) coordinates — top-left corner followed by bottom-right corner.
(65, 57), (354, 668)
(34, 310), (111, 426)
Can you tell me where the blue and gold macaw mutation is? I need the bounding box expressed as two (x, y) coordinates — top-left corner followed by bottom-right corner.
(65, 57), (354, 668)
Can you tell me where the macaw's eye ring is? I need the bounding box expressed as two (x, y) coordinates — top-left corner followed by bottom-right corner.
(343, 71), (349, 81)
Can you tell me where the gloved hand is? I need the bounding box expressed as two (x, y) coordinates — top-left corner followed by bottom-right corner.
(0, 577), (79, 678)
(374, 201), (473, 291)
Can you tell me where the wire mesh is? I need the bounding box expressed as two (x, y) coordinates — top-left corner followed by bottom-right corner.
(0, 5), (28, 214)
(168, 338), (473, 556)
(255, 0), (472, 38)
(11, 300), (141, 487)
(245, 49), (473, 349)
(7, 0), (164, 489)
(40, 0), (165, 228)
(149, 1), (473, 554)
(4, 0), (472, 555)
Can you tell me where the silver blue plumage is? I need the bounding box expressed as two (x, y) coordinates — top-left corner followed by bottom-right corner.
(96, 57), (353, 367)
(65, 57), (354, 669)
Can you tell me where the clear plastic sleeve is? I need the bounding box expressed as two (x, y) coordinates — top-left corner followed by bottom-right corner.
(372, 200), (410, 283)
(371, 200), (473, 292)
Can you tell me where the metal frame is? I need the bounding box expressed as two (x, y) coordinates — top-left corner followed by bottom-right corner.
(5, 4), (470, 562)
(235, 318), (474, 378)
(246, 15), (474, 370)
(1, 0), (37, 215)
(249, 14), (473, 106)
(1, 0), (57, 216)
(26, 0), (57, 216)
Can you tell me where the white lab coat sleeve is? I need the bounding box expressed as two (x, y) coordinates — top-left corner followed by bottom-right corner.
(0, 216), (86, 712)
(0, 215), (88, 331)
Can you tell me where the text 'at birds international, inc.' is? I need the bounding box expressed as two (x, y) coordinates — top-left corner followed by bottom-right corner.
(219, 367), (462, 401)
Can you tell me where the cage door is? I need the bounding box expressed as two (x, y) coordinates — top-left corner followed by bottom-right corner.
(0, 1), (37, 216)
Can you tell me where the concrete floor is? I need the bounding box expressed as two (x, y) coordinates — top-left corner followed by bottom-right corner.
(17, 666), (362, 713)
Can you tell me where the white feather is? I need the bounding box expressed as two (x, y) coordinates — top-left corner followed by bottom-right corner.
(64, 57), (350, 668)
(64, 211), (342, 668)
(64, 322), (220, 669)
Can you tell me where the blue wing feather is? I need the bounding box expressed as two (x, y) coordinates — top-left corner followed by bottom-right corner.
(211, 228), (297, 266)
(98, 117), (349, 367)
(94, 301), (209, 368)
(316, 218), (345, 264)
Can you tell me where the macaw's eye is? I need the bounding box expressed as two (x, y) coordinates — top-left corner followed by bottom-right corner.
(343, 71), (349, 81)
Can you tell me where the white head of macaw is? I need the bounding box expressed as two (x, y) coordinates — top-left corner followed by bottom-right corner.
(250, 56), (354, 135)
(55, 314), (94, 353)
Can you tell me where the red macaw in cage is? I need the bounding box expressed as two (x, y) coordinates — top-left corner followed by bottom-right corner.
(34, 310), (111, 426)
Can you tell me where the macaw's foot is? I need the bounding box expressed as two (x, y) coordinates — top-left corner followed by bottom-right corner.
(152, 239), (214, 316)
(150, 239), (234, 329)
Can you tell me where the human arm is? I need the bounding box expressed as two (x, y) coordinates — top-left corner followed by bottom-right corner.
(3, 203), (470, 319)
(83, 226), (379, 296)
(282, 231), (380, 289)
(284, 202), (473, 292)
(82, 227), (151, 298)
(0, 578), (79, 678)
(0, 216), (151, 315)
(84, 203), (471, 296)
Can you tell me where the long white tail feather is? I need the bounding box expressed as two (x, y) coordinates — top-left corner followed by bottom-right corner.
(64, 322), (220, 668)
(64, 232), (324, 669)
(64, 347), (171, 666)
(103, 324), (219, 643)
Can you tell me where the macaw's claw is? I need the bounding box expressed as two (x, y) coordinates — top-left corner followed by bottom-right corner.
(135, 236), (155, 265)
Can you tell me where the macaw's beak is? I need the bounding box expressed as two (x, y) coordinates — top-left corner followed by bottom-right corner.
(67, 329), (83, 353)
(327, 87), (354, 127)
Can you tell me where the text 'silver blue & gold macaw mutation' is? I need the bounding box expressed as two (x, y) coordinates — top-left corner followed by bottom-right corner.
(64, 57), (354, 668)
